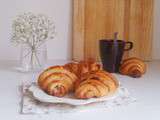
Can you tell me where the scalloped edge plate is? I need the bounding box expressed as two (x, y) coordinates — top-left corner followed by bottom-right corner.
(29, 83), (121, 106)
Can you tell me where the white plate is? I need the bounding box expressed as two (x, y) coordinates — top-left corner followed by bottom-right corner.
(29, 84), (120, 106)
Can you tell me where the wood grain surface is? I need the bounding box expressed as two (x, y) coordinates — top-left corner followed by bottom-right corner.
(72, 0), (153, 61)
(72, 0), (85, 60)
(129, 0), (153, 61)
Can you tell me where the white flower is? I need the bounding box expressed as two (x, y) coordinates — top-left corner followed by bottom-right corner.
(11, 12), (56, 47)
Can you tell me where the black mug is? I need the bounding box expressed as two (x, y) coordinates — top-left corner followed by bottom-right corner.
(99, 39), (133, 73)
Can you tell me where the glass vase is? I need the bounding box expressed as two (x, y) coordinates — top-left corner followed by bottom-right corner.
(19, 43), (47, 72)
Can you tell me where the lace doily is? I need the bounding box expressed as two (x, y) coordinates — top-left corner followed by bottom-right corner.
(21, 83), (136, 114)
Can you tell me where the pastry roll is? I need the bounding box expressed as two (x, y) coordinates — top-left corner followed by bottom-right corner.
(75, 70), (119, 99)
(38, 66), (78, 97)
(119, 57), (146, 77)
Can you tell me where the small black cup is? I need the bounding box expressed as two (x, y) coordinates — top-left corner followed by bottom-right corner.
(99, 39), (133, 73)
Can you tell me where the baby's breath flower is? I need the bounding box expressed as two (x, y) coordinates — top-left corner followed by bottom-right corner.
(11, 12), (55, 47)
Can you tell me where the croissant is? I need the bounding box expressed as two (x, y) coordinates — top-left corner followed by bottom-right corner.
(78, 59), (102, 76)
(64, 62), (79, 77)
(38, 66), (78, 97)
(64, 59), (102, 78)
(75, 70), (119, 99)
(64, 59), (102, 89)
(119, 57), (146, 78)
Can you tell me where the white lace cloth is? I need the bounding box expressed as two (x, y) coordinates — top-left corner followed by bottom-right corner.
(21, 83), (136, 114)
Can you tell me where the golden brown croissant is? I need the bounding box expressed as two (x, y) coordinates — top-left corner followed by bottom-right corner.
(64, 59), (102, 89)
(78, 59), (102, 76)
(38, 66), (78, 97)
(75, 70), (119, 99)
(64, 62), (79, 77)
(119, 57), (146, 78)
(64, 59), (102, 78)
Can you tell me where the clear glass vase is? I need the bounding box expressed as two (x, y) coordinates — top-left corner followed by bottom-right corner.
(19, 43), (47, 72)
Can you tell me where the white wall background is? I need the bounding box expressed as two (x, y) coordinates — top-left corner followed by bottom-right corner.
(0, 0), (159, 60)
(0, 0), (72, 60)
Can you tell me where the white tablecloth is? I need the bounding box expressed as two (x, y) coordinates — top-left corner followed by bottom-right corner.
(0, 60), (160, 120)
(21, 83), (136, 114)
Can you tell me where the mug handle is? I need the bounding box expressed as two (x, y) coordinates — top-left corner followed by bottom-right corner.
(124, 41), (133, 51)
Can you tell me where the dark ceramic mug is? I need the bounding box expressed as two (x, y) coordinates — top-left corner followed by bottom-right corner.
(99, 39), (133, 73)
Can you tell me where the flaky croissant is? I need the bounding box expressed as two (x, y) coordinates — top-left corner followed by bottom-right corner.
(64, 62), (79, 77)
(64, 59), (102, 78)
(38, 66), (78, 97)
(119, 57), (146, 78)
(75, 70), (119, 99)
(64, 59), (102, 89)
(78, 60), (102, 75)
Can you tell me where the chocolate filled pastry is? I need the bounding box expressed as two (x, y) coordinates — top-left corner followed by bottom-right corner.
(119, 57), (146, 78)
(38, 66), (78, 97)
(75, 70), (119, 99)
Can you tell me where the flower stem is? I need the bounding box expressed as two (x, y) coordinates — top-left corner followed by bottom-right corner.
(34, 50), (41, 67)
(30, 50), (34, 69)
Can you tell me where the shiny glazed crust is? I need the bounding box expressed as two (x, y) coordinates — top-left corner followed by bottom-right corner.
(64, 60), (102, 89)
(64, 60), (102, 77)
(75, 70), (119, 99)
(37, 60), (119, 98)
(119, 57), (146, 77)
(38, 66), (78, 97)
